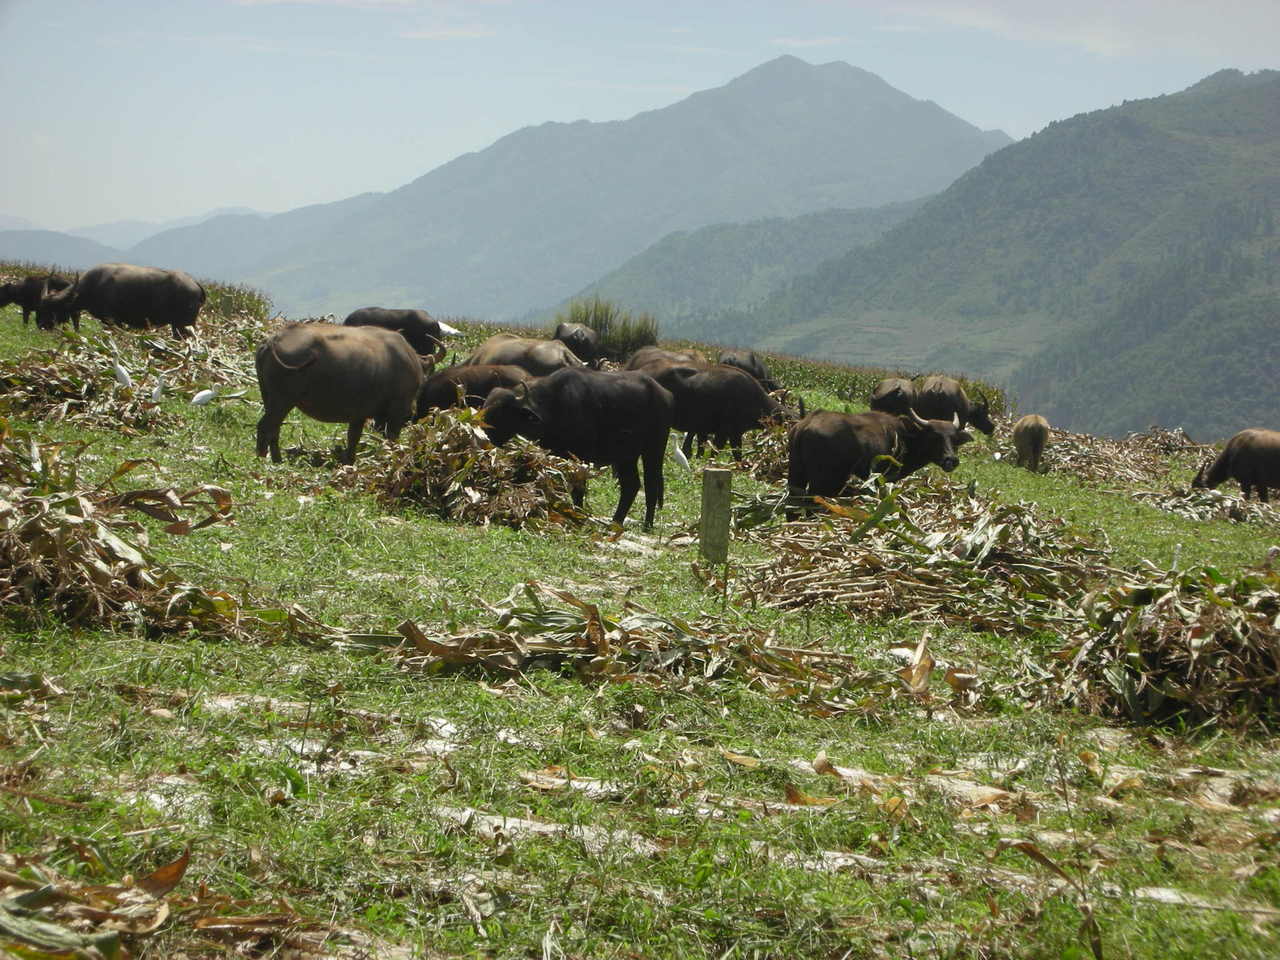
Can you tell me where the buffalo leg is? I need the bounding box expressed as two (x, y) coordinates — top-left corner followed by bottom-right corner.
(21, 307), (30, 326)
(1260, 486), (1269, 503)
(343, 420), (366, 465)
(256, 401), (292, 464)
(640, 440), (666, 527)
(612, 460), (642, 527)
(681, 431), (695, 459)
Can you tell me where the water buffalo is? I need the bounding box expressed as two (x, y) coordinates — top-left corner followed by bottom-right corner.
(914, 376), (995, 435)
(787, 409), (972, 515)
(344, 307), (447, 356)
(1193, 428), (1280, 502)
(255, 323), (425, 465)
(417, 364), (531, 414)
(869, 378), (916, 416)
(1012, 414), (1050, 472)
(480, 367), (674, 528)
(38, 263), (205, 338)
(1, 274), (71, 326)
(624, 345), (708, 372)
(644, 362), (802, 460)
(553, 322), (601, 365)
(716, 349), (780, 393)
(463, 334), (585, 376)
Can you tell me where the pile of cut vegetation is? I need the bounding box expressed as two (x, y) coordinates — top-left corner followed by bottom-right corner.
(0, 339), (175, 434)
(0, 420), (330, 643)
(1023, 422), (1209, 489)
(398, 581), (907, 716)
(1056, 563), (1280, 728)
(359, 407), (593, 528)
(723, 475), (1110, 636)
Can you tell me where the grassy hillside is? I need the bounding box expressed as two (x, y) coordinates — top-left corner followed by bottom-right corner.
(3, 279), (1280, 958)
(692, 69), (1280, 440)
(551, 200), (923, 334)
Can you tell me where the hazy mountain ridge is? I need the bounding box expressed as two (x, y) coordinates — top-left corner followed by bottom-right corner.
(71, 207), (264, 250)
(555, 200), (925, 332)
(115, 55), (1010, 317)
(687, 68), (1280, 439)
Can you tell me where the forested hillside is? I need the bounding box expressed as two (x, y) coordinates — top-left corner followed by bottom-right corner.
(693, 69), (1280, 439)
(555, 200), (923, 333)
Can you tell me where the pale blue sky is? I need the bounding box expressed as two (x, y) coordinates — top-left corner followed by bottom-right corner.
(2, 0), (1276, 229)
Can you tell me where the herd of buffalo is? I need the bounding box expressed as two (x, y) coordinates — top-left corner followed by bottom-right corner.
(3, 262), (1279, 527)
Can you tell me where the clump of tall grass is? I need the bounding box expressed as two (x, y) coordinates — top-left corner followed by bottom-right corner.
(200, 280), (272, 323)
(555, 296), (657, 361)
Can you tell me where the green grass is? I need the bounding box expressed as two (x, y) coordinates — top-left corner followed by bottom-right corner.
(2, 296), (1280, 958)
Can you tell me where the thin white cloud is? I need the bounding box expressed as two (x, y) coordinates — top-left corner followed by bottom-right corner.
(772, 35), (846, 48)
(232, 0), (422, 7)
(400, 26), (495, 39)
(643, 43), (733, 56)
(867, 0), (1280, 60)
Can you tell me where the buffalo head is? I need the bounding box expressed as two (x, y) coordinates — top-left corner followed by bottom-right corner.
(480, 381), (543, 445)
(900, 409), (972, 473)
(969, 388), (996, 436)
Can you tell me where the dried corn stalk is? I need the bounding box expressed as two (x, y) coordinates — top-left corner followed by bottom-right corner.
(359, 407), (594, 528)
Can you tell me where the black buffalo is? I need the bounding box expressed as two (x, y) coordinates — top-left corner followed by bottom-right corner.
(417, 364), (531, 414)
(624, 345), (708, 372)
(716, 349), (780, 393)
(255, 323), (426, 465)
(343, 307), (446, 357)
(869, 377), (916, 416)
(38, 263), (205, 338)
(787, 409), (972, 513)
(553, 322), (601, 365)
(464, 334), (585, 376)
(480, 367), (674, 528)
(1, 274), (71, 326)
(913, 376), (995, 435)
(1193, 428), (1280, 502)
(644, 362), (801, 460)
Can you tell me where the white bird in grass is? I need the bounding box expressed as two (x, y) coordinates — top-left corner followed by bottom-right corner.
(670, 434), (691, 471)
(150, 378), (165, 402)
(112, 360), (132, 389)
(191, 388), (217, 406)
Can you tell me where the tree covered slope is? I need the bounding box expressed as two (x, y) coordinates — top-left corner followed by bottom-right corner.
(693, 69), (1279, 439)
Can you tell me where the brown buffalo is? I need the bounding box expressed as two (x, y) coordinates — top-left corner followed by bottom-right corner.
(417, 364), (531, 414)
(1, 274), (71, 326)
(643, 362), (801, 460)
(38, 263), (205, 338)
(463, 334), (585, 376)
(716, 349), (780, 393)
(868, 377), (916, 416)
(787, 409), (972, 516)
(624, 345), (708, 372)
(552, 322), (601, 365)
(914, 376), (995, 435)
(1012, 414), (1050, 472)
(255, 323), (426, 465)
(1193, 429), (1280, 502)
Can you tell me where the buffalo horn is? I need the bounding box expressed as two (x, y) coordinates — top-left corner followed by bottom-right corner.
(513, 381), (530, 402)
(952, 412), (961, 428)
(909, 408), (929, 427)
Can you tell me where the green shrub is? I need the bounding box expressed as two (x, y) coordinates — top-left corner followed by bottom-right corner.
(554, 296), (658, 361)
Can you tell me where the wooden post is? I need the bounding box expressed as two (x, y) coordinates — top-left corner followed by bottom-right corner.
(700, 468), (732, 564)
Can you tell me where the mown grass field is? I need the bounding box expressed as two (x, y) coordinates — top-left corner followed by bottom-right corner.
(3, 275), (1280, 959)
